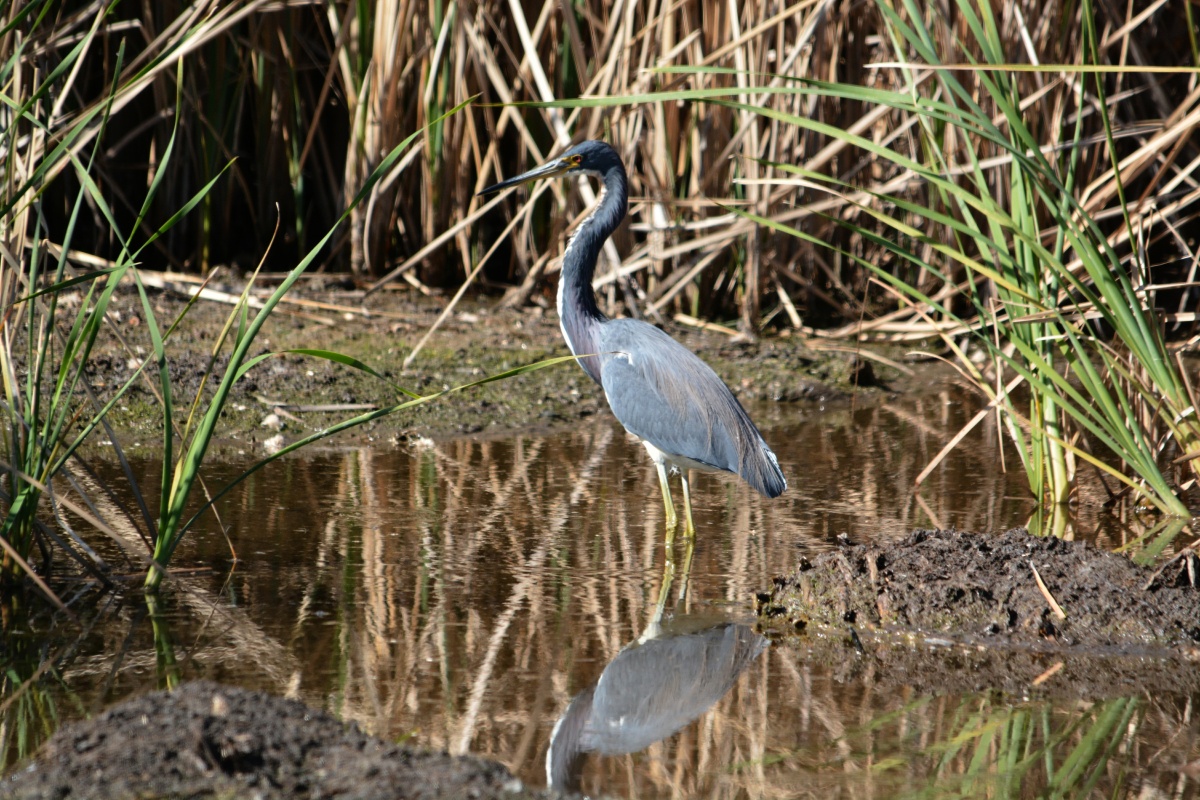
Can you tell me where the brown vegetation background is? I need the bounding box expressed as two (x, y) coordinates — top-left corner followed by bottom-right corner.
(4, 0), (1197, 333)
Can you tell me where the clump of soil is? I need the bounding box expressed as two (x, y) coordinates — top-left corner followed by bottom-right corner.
(758, 528), (1200, 697)
(4, 681), (551, 800)
(762, 528), (1200, 649)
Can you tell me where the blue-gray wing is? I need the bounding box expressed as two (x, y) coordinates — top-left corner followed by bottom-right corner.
(598, 319), (786, 498)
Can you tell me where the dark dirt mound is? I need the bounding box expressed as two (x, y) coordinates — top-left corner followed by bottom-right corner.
(758, 528), (1200, 698)
(762, 528), (1200, 649)
(3, 681), (551, 800)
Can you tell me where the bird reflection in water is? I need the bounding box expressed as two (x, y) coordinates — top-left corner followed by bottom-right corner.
(545, 607), (768, 793)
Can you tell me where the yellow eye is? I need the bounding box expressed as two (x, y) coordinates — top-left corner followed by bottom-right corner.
(569, 155), (583, 166)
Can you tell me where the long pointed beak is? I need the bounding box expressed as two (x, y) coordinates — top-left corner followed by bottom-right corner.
(477, 157), (573, 196)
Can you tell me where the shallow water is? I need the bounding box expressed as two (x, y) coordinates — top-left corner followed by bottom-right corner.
(6, 386), (1200, 797)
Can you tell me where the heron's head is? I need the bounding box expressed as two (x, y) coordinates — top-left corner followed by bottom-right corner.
(477, 140), (623, 196)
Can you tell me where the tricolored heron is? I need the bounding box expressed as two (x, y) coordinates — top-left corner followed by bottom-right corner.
(479, 140), (786, 539)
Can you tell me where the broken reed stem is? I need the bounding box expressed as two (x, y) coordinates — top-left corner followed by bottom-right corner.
(1030, 560), (1068, 620)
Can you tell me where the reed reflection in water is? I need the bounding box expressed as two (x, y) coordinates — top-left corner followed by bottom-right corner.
(38, 387), (1196, 797)
(171, 390), (1028, 789)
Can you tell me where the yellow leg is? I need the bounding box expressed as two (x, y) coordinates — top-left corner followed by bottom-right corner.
(655, 460), (678, 540)
(643, 530), (696, 643)
(680, 469), (696, 539)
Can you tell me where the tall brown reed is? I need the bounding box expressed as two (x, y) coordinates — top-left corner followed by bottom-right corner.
(13, 1), (1196, 339)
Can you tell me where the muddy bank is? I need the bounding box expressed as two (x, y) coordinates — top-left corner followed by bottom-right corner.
(75, 283), (880, 455)
(759, 527), (1200, 696)
(761, 527), (1200, 648)
(3, 681), (555, 800)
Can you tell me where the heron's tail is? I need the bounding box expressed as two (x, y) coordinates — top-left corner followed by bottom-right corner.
(739, 441), (787, 496)
(758, 441), (787, 496)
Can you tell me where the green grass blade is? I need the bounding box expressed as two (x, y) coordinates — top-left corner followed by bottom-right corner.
(145, 97), (477, 587)
(239, 349), (423, 399)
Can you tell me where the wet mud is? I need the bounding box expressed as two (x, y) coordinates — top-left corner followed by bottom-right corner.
(3, 681), (553, 800)
(760, 527), (1200, 696)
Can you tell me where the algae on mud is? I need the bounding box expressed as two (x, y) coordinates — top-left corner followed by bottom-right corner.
(78, 284), (860, 455)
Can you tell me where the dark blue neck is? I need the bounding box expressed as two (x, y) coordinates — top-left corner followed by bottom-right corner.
(559, 165), (628, 384)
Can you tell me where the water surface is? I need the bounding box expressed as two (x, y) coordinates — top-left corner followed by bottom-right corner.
(6, 386), (1198, 797)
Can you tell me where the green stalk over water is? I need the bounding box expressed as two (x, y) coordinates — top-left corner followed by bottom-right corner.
(143, 97), (476, 590)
